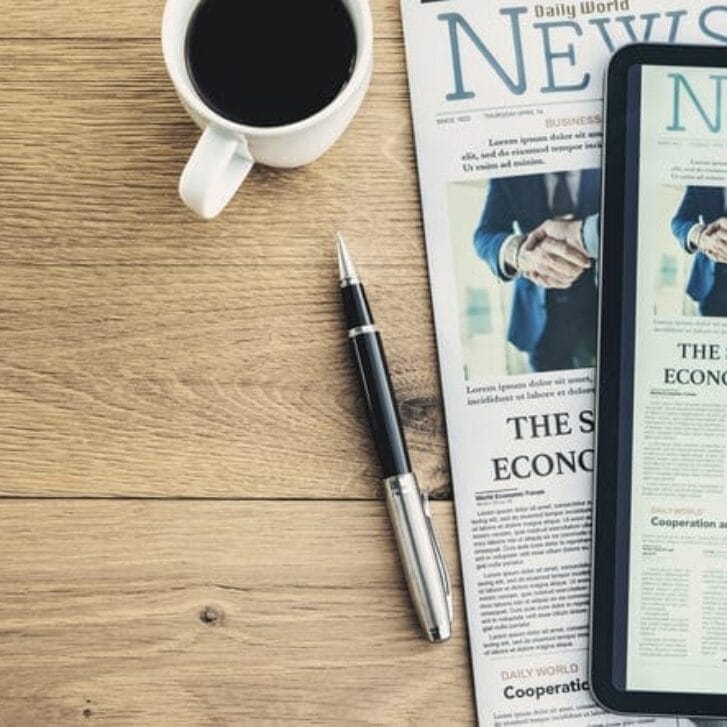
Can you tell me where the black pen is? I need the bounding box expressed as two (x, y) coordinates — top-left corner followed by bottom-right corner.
(337, 234), (452, 643)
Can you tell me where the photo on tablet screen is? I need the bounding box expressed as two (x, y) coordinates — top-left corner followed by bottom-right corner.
(652, 183), (727, 319)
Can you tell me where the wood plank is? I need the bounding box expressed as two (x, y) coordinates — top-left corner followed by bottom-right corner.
(0, 263), (446, 498)
(0, 500), (474, 726)
(0, 0), (404, 40)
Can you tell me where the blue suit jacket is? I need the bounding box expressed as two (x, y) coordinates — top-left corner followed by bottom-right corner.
(671, 186), (724, 303)
(473, 171), (601, 353)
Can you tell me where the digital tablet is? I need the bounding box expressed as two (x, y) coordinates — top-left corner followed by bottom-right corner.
(592, 43), (727, 717)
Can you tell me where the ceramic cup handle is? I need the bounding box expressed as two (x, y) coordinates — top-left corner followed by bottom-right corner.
(179, 126), (254, 219)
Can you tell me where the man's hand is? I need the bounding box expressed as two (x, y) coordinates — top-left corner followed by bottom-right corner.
(517, 229), (591, 289)
(537, 218), (584, 250)
(699, 217), (727, 263)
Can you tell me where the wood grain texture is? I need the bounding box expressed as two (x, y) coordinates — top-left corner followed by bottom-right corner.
(1, 262), (445, 497)
(0, 33), (449, 497)
(0, 501), (474, 726)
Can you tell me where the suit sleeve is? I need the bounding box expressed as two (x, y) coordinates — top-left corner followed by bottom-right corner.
(473, 180), (516, 281)
(671, 187), (701, 252)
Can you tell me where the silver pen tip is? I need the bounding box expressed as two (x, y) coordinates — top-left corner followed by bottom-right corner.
(336, 233), (359, 283)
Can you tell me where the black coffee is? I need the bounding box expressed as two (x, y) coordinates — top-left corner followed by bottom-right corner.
(185, 0), (357, 128)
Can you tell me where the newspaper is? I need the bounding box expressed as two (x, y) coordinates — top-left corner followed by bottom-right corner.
(399, 1), (726, 725)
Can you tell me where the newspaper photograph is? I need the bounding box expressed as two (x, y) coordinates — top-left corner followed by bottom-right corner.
(399, 0), (727, 724)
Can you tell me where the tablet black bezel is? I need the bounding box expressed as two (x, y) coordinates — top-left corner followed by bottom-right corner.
(591, 42), (727, 717)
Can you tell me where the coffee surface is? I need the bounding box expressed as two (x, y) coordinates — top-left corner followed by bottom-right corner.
(186, 0), (357, 128)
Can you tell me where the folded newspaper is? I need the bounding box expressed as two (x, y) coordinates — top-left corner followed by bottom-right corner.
(399, 1), (726, 724)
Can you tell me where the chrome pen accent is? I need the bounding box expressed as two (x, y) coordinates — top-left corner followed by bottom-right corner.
(337, 233), (453, 643)
(348, 324), (379, 339)
(384, 473), (453, 641)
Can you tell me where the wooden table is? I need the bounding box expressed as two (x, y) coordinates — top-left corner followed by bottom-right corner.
(0, 1), (476, 724)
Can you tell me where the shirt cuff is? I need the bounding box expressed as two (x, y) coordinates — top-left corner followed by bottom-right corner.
(686, 223), (703, 253)
(581, 214), (600, 260)
(498, 234), (524, 280)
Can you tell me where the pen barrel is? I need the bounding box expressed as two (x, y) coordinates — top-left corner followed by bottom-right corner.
(350, 331), (411, 478)
(383, 473), (452, 643)
(342, 283), (374, 330)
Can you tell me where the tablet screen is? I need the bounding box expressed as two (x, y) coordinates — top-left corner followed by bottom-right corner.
(625, 63), (727, 695)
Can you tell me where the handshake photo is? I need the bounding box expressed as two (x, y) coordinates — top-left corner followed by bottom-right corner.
(689, 216), (727, 263)
(501, 216), (594, 290)
(671, 185), (727, 318)
(473, 169), (601, 373)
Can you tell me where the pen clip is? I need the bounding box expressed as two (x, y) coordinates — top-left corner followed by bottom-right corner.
(421, 492), (453, 623)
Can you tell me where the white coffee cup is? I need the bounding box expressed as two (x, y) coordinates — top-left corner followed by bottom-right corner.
(162, 0), (373, 219)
